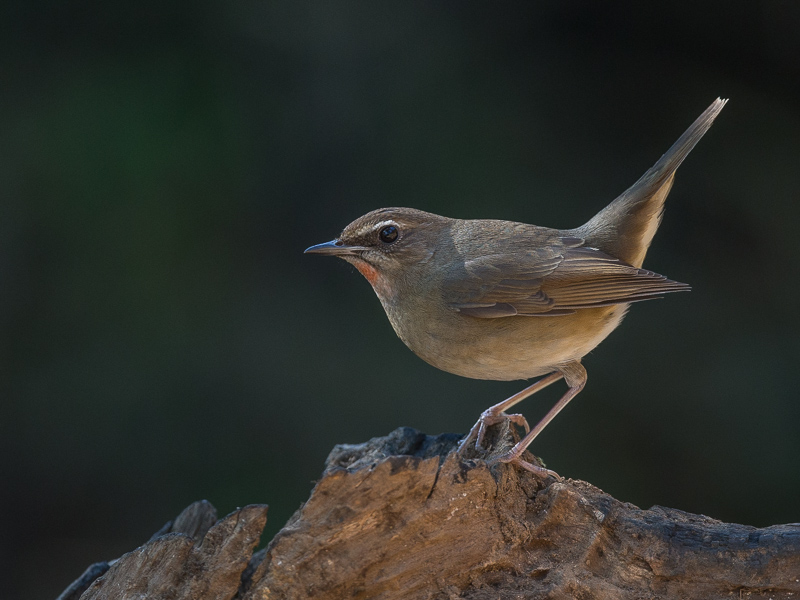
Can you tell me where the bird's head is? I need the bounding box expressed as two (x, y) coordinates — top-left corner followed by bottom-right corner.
(305, 207), (450, 300)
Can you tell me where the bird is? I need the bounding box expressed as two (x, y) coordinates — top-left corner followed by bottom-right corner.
(305, 98), (727, 477)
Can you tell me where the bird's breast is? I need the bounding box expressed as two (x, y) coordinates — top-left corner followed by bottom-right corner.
(382, 298), (628, 381)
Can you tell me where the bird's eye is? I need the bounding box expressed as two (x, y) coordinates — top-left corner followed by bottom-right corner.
(379, 225), (399, 244)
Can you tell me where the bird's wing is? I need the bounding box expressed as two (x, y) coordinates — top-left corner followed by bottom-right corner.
(446, 241), (689, 318)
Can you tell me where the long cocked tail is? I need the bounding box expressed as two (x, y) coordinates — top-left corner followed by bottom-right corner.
(578, 98), (727, 268)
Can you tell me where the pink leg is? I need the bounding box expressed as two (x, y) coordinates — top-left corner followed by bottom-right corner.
(457, 371), (564, 455)
(496, 361), (587, 477)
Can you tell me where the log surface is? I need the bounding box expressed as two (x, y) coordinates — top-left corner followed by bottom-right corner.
(59, 426), (800, 599)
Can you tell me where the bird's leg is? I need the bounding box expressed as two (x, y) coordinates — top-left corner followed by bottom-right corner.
(495, 361), (587, 478)
(457, 371), (564, 454)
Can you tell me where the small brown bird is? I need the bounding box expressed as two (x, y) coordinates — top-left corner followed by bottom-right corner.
(306, 99), (726, 477)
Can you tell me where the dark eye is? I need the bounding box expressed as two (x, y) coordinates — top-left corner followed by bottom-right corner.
(379, 225), (398, 244)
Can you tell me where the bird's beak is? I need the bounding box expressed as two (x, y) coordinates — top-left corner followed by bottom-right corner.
(304, 239), (365, 256)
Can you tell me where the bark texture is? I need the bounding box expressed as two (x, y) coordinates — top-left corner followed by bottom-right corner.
(59, 500), (268, 600)
(59, 426), (800, 599)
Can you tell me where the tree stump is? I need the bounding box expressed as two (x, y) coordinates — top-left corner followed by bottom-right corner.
(59, 426), (800, 599)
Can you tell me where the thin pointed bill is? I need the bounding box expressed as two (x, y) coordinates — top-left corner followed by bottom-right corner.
(304, 239), (366, 256)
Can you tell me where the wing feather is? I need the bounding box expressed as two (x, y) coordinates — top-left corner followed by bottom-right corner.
(447, 241), (689, 318)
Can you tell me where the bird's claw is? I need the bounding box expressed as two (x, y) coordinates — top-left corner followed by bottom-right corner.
(496, 452), (562, 481)
(457, 412), (559, 481)
(457, 410), (530, 456)
(475, 411), (530, 450)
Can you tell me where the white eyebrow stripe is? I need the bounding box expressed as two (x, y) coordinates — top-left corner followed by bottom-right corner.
(350, 220), (399, 238)
(371, 220), (397, 232)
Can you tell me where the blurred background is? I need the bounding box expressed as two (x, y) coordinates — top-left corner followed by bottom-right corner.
(2, 1), (799, 597)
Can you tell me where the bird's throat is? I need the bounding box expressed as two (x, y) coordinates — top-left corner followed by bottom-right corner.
(349, 258), (395, 300)
(353, 260), (379, 286)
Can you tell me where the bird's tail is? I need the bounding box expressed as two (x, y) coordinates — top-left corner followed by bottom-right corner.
(577, 98), (727, 268)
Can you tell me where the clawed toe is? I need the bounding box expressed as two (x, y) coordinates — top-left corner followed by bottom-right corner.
(496, 453), (562, 481)
(456, 410), (532, 455)
(504, 413), (530, 434)
(474, 411), (530, 450)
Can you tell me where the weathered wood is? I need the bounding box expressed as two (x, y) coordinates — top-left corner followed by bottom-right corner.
(73, 502), (267, 600)
(56, 562), (110, 600)
(245, 427), (800, 599)
(59, 426), (800, 599)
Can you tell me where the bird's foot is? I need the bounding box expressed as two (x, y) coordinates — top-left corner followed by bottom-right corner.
(456, 410), (530, 455)
(476, 412), (530, 450)
(495, 452), (562, 481)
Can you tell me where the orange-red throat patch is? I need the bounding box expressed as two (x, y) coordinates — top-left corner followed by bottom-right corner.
(349, 257), (394, 299)
(353, 260), (380, 286)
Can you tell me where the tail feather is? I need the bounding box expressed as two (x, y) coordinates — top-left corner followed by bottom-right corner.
(577, 98), (727, 267)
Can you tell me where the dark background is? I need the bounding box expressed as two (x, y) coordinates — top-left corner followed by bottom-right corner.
(2, 1), (799, 598)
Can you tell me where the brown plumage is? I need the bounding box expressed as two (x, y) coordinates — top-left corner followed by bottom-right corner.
(306, 99), (727, 477)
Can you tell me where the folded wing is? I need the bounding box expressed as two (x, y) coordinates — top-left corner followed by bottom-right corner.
(447, 240), (689, 318)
